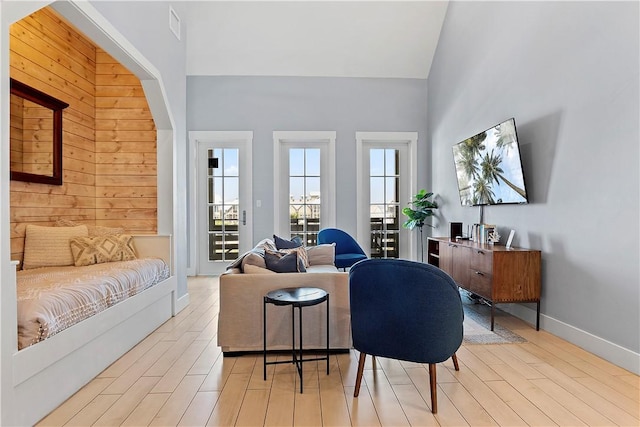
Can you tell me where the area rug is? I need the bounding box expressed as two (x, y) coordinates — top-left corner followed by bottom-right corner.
(462, 293), (527, 344)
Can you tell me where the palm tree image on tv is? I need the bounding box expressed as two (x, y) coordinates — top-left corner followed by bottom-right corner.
(453, 118), (528, 206)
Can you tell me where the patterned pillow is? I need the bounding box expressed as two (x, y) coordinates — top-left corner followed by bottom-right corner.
(279, 246), (310, 267)
(22, 225), (89, 270)
(69, 234), (137, 267)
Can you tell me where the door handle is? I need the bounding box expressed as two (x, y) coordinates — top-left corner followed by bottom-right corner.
(242, 210), (246, 225)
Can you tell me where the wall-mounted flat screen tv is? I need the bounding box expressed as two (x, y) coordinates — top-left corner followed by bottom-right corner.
(452, 118), (528, 206)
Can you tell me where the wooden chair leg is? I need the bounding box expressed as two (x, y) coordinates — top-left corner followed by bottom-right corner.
(428, 363), (437, 413)
(452, 352), (460, 371)
(354, 352), (366, 397)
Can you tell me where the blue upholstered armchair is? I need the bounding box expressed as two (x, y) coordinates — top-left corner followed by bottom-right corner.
(317, 228), (367, 270)
(349, 258), (463, 413)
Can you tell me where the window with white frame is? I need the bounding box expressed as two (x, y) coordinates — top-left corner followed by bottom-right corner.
(274, 131), (336, 245)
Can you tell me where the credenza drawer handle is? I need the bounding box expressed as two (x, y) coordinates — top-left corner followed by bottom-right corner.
(475, 271), (484, 276)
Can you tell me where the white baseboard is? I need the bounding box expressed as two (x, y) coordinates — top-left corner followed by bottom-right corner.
(502, 303), (640, 375)
(174, 293), (190, 315)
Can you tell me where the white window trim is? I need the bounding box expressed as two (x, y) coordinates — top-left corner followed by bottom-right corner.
(356, 131), (418, 259)
(273, 131), (336, 237)
(188, 131), (253, 276)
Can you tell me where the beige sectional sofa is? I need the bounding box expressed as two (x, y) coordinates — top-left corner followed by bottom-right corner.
(217, 238), (352, 354)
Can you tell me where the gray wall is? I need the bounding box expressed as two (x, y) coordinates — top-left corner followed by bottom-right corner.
(187, 76), (429, 241)
(427, 1), (639, 358)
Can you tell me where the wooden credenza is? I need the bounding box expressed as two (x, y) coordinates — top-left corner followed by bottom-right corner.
(427, 237), (541, 330)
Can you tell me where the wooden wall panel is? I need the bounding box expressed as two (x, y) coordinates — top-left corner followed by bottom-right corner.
(9, 7), (96, 262)
(9, 7), (158, 263)
(95, 49), (157, 234)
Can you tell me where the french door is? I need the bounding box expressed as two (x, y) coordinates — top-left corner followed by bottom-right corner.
(194, 132), (252, 275)
(356, 132), (417, 260)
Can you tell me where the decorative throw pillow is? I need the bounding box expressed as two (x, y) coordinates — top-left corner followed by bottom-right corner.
(279, 246), (310, 268)
(243, 264), (277, 274)
(273, 234), (303, 249)
(264, 249), (306, 273)
(69, 234), (137, 267)
(306, 243), (336, 266)
(22, 225), (89, 270)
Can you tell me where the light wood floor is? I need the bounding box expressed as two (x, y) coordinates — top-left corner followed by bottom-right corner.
(38, 276), (639, 427)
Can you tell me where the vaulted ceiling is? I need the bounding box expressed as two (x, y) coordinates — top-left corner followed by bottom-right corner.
(185, 1), (449, 79)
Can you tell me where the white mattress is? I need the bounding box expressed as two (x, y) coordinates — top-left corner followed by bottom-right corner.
(16, 258), (169, 350)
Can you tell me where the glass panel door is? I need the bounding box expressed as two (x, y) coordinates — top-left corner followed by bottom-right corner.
(289, 148), (321, 246)
(206, 148), (239, 262)
(196, 132), (252, 275)
(369, 149), (400, 258)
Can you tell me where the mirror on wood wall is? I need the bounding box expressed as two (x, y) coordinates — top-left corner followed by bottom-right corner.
(10, 78), (69, 185)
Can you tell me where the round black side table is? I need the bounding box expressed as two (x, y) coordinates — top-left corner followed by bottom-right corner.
(263, 287), (330, 393)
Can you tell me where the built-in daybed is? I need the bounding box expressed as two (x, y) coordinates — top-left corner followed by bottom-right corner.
(2, 232), (176, 427)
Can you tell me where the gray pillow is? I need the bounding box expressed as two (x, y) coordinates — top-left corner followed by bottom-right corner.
(264, 249), (306, 273)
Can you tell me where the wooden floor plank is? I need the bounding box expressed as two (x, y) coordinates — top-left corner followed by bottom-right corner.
(63, 394), (119, 427)
(121, 393), (170, 427)
(235, 389), (270, 426)
(264, 371), (296, 427)
(93, 376), (160, 426)
(36, 377), (115, 427)
(206, 372), (251, 426)
(149, 374), (206, 426)
(178, 391), (220, 426)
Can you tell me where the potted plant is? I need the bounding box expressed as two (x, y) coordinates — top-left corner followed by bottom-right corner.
(402, 189), (438, 262)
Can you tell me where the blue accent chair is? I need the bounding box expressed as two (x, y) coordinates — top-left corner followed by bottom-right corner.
(317, 228), (367, 270)
(349, 258), (463, 413)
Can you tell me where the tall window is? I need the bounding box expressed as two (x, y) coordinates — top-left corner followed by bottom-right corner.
(369, 149), (400, 258)
(207, 148), (239, 261)
(289, 148), (321, 245)
(356, 132), (417, 260)
(274, 131), (336, 240)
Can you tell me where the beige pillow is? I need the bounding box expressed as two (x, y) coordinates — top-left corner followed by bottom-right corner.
(56, 218), (125, 237)
(243, 264), (277, 274)
(69, 234), (137, 267)
(306, 243), (336, 266)
(23, 225), (89, 270)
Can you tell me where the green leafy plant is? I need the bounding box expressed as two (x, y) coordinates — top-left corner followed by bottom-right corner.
(402, 189), (438, 261)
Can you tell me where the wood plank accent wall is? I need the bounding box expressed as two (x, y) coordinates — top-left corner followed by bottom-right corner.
(95, 50), (158, 233)
(8, 7), (157, 263)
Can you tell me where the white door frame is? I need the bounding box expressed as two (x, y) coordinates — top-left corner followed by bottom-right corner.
(356, 131), (418, 259)
(188, 131), (253, 275)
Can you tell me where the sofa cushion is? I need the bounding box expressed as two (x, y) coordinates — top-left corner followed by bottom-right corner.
(273, 234), (303, 249)
(264, 249), (306, 273)
(306, 243), (336, 266)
